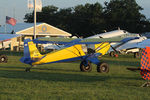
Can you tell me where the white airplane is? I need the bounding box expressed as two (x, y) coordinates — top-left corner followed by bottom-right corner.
(86, 29), (129, 39)
(44, 29), (129, 50)
(86, 29), (147, 58)
(109, 36), (146, 57)
(136, 39), (150, 48)
(42, 29), (147, 58)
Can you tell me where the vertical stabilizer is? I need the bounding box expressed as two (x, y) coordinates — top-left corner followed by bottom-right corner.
(20, 39), (43, 65)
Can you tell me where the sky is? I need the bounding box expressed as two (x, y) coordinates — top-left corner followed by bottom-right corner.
(0, 0), (150, 25)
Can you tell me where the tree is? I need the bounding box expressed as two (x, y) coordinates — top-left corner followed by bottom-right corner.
(71, 3), (105, 37)
(55, 8), (73, 33)
(24, 1), (150, 37)
(103, 0), (150, 33)
(24, 12), (34, 23)
(24, 5), (59, 26)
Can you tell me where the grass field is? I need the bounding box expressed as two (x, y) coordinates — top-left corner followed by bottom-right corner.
(0, 52), (150, 100)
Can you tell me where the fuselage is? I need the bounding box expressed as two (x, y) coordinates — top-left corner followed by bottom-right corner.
(32, 43), (110, 65)
(86, 30), (128, 39)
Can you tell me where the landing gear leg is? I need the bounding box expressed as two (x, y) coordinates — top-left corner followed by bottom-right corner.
(141, 80), (150, 87)
(134, 52), (140, 58)
(25, 66), (33, 72)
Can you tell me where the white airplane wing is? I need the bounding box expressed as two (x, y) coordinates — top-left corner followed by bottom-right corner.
(136, 39), (150, 48)
(0, 34), (21, 42)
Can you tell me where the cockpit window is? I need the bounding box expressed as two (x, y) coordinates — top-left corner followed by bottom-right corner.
(82, 44), (87, 54)
(87, 48), (95, 54)
(82, 44), (95, 54)
(123, 30), (127, 33)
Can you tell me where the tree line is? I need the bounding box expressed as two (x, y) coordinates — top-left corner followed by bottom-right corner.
(24, 0), (150, 37)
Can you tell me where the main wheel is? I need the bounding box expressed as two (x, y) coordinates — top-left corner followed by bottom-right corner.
(80, 61), (92, 72)
(25, 68), (31, 72)
(134, 52), (140, 58)
(0, 55), (8, 63)
(109, 51), (115, 57)
(97, 62), (109, 73)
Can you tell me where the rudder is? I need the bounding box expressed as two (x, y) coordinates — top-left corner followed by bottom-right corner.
(20, 39), (43, 65)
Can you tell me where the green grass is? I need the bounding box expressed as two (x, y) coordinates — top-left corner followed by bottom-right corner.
(0, 53), (150, 100)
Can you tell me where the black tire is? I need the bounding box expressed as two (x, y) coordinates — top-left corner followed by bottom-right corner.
(80, 61), (92, 72)
(97, 62), (109, 73)
(109, 51), (115, 57)
(25, 68), (31, 72)
(134, 52), (140, 58)
(0, 55), (8, 63)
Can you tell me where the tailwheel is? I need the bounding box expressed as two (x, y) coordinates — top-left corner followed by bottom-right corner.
(97, 62), (109, 73)
(80, 61), (92, 72)
(0, 55), (8, 63)
(25, 67), (31, 72)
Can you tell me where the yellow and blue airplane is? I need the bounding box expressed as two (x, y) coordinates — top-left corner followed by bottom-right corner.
(20, 37), (123, 72)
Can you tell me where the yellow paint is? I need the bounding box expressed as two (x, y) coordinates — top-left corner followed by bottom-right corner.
(27, 41), (110, 65)
(32, 44), (85, 65)
(28, 41), (43, 59)
(95, 42), (110, 55)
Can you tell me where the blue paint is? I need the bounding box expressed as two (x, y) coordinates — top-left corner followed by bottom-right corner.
(121, 37), (139, 43)
(21, 39), (102, 66)
(20, 39), (33, 65)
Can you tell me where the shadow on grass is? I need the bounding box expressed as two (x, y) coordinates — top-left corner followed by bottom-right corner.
(0, 66), (80, 72)
(102, 59), (140, 67)
(110, 75), (143, 81)
(0, 69), (109, 82)
(0, 92), (11, 95)
(33, 68), (80, 72)
(0, 66), (26, 69)
(0, 68), (142, 83)
(0, 51), (23, 56)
